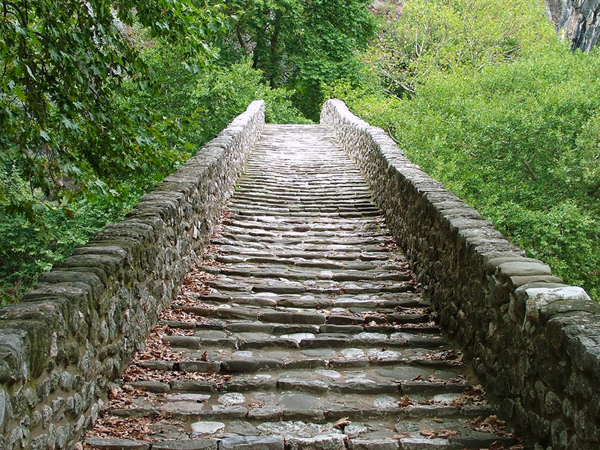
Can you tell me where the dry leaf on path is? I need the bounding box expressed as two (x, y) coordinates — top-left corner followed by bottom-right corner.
(399, 395), (414, 407)
(333, 417), (351, 431)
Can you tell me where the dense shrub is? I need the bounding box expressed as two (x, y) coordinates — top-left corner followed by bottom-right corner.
(328, 0), (600, 300)
(0, 169), (142, 304)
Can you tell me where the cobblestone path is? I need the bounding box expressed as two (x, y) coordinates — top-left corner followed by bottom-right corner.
(85, 125), (521, 450)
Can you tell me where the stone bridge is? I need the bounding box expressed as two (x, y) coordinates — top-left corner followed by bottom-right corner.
(0, 100), (598, 450)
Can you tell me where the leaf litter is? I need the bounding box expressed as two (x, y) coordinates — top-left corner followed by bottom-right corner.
(424, 349), (464, 365)
(85, 241), (233, 445)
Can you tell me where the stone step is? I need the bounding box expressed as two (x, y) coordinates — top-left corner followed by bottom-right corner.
(232, 194), (376, 206)
(236, 177), (367, 183)
(212, 254), (398, 268)
(230, 202), (380, 214)
(162, 319), (441, 337)
(229, 207), (382, 219)
(233, 186), (373, 197)
(220, 219), (385, 233)
(180, 291), (426, 309)
(87, 423), (515, 450)
(232, 191), (373, 202)
(203, 281), (416, 296)
(163, 331), (445, 351)
(219, 223), (389, 236)
(165, 311), (432, 327)
(239, 172), (366, 180)
(172, 303), (430, 326)
(126, 364), (472, 393)
(198, 265), (411, 283)
(214, 233), (390, 246)
(107, 398), (495, 423)
(213, 243), (395, 255)
(133, 345), (465, 375)
(220, 224), (391, 240)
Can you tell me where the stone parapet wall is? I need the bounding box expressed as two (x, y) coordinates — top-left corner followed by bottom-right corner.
(0, 100), (265, 450)
(321, 99), (600, 449)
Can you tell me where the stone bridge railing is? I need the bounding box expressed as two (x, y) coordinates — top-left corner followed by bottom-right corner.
(0, 101), (265, 450)
(322, 99), (600, 450)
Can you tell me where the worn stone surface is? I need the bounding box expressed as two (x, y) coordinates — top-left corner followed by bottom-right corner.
(152, 441), (218, 450)
(84, 438), (150, 450)
(82, 123), (515, 450)
(220, 436), (284, 450)
(190, 422), (225, 437)
(321, 99), (599, 449)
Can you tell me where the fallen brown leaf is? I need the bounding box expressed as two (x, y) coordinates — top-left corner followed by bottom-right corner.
(399, 395), (414, 407)
(333, 417), (351, 431)
(420, 428), (437, 437)
(438, 430), (459, 438)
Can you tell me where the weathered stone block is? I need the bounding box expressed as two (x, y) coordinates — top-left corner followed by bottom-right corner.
(348, 438), (399, 450)
(287, 435), (346, 450)
(152, 440), (218, 450)
(498, 261), (552, 278)
(85, 437), (150, 449)
(516, 285), (590, 324)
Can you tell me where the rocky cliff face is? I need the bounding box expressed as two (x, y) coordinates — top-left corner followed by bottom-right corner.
(546, 0), (600, 50)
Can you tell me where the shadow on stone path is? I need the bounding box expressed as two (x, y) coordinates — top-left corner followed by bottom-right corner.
(83, 125), (525, 450)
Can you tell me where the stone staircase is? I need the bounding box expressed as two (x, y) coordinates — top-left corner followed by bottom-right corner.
(84, 125), (520, 450)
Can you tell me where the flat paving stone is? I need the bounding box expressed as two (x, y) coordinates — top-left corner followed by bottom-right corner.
(220, 436), (284, 450)
(218, 393), (245, 405)
(190, 422), (225, 437)
(152, 441), (218, 450)
(280, 393), (319, 410)
(164, 394), (211, 402)
(287, 435), (346, 450)
(348, 439), (400, 450)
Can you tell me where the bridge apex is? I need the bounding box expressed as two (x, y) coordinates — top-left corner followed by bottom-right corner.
(322, 98), (600, 449)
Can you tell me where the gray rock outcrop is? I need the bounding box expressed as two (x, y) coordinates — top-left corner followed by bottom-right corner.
(546, 0), (600, 50)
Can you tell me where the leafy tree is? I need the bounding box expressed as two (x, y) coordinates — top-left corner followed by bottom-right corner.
(210, 0), (375, 119)
(364, 0), (553, 96)
(328, 0), (600, 300)
(0, 41), (310, 305)
(0, 0), (225, 220)
(123, 48), (311, 161)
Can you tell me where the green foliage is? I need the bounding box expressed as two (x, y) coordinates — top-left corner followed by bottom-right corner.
(0, 0), (225, 219)
(329, 1), (600, 300)
(486, 202), (599, 301)
(124, 48), (311, 159)
(1, 40), (310, 304)
(0, 165), (142, 306)
(190, 59), (312, 128)
(211, 0), (375, 119)
(365, 0), (554, 95)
